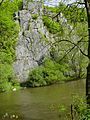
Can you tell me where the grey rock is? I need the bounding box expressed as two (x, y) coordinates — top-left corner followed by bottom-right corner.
(13, 1), (51, 82)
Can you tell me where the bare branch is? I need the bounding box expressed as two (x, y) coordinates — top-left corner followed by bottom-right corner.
(59, 45), (76, 61)
(50, 38), (88, 58)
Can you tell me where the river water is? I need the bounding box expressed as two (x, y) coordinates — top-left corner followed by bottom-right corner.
(0, 79), (85, 120)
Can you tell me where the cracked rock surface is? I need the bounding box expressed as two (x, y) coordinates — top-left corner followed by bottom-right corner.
(13, 1), (52, 82)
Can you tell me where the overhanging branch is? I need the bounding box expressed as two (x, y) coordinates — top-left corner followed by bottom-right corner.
(50, 38), (88, 58)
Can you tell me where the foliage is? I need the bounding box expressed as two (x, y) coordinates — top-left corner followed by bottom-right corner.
(0, 0), (88, 90)
(58, 96), (90, 120)
(42, 15), (62, 34)
(0, 81), (12, 92)
(43, 3), (88, 79)
(58, 2), (87, 23)
(72, 95), (90, 120)
(44, 6), (60, 13)
(0, 0), (22, 92)
(32, 14), (39, 20)
(27, 58), (67, 87)
(50, 41), (88, 79)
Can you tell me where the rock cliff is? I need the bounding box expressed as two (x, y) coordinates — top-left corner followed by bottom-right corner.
(13, 0), (52, 82)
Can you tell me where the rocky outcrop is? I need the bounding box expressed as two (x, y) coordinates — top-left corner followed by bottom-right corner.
(13, 0), (52, 82)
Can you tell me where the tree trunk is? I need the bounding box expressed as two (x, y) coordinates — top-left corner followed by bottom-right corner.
(84, 0), (90, 104)
(86, 63), (90, 104)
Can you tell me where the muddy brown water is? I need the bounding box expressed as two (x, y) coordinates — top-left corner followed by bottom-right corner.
(0, 79), (85, 120)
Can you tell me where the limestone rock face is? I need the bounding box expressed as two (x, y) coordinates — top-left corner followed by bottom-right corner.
(13, 1), (51, 82)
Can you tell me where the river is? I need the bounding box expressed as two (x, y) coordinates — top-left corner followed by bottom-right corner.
(0, 79), (85, 120)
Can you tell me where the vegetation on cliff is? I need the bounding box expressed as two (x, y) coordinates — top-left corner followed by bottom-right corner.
(27, 3), (88, 87)
(42, 16), (62, 34)
(0, 0), (22, 92)
(0, 0), (90, 119)
(27, 58), (69, 87)
(0, 0), (88, 91)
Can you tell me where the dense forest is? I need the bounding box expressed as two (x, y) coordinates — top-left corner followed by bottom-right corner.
(0, 0), (90, 120)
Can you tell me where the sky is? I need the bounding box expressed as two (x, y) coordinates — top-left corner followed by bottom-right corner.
(44, 0), (76, 7)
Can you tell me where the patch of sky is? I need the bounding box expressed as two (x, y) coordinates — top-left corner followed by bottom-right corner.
(44, 0), (76, 7)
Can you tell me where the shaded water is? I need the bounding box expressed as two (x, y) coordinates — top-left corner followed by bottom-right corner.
(0, 80), (85, 120)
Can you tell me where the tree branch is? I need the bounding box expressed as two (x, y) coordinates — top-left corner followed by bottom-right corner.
(0, 0), (4, 6)
(59, 45), (76, 61)
(50, 38), (88, 58)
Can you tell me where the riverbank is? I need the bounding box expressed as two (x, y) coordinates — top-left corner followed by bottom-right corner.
(20, 78), (85, 88)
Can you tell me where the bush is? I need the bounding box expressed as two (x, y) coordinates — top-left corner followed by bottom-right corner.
(0, 63), (20, 92)
(42, 16), (62, 34)
(27, 66), (47, 87)
(0, 0), (22, 92)
(44, 6), (59, 13)
(32, 14), (38, 20)
(0, 82), (12, 92)
(58, 96), (90, 120)
(27, 58), (66, 87)
(72, 95), (90, 120)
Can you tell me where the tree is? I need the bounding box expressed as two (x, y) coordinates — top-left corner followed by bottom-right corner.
(84, 0), (90, 104)
(59, 0), (90, 104)
(44, 0), (90, 103)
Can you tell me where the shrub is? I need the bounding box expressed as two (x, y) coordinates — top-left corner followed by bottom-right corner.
(0, 0), (22, 92)
(44, 6), (59, 13)
(28, 58), (66, 87)
(32, 14), (39, 20)
(42, 16), (62, 34)
(0, 81), (12, 92)
(58, 96), (90, 120)
(72, 95), (90, 120)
